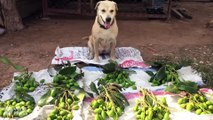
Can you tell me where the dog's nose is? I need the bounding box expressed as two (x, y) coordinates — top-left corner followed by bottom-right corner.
(106, 17), (111, 23)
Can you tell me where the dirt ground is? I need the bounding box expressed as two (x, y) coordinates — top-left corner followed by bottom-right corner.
(0, 2), (212, 89)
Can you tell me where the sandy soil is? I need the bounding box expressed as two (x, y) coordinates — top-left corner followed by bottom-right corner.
(0, 2), (212, 89)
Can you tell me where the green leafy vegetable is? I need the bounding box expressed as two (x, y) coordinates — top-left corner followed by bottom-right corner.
(90, 84), (129, 120)
(59, 66), (76, 76)
(90, 82), (99, 95)
(102, 61), (118, 73)
(145, 71), (155, 77)
(149, 64), (181, 86)
(165, 81), (198, 94)
(0, 56), (25, 71)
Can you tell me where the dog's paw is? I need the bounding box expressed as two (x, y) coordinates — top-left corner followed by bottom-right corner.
(88, 53), (94, 60)
(93, 57), (100, 63)
(110, 57), (116, 61)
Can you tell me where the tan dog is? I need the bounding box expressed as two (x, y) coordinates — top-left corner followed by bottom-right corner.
(88, 0), (118, 62)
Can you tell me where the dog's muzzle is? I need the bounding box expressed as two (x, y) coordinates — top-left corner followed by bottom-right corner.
(103, 17), (111, 29)
(98, 16), (114, 30)
(106, 17), (111, 23)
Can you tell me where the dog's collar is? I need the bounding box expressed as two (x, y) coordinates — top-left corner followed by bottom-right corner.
(98, 16), (114, 30)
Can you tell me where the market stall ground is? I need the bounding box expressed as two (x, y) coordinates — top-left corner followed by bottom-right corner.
(0, 2), (213, 89)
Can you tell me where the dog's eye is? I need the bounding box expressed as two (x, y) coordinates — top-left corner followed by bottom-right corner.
(102, 9), (106, 13)
(110, 10), (114, 13)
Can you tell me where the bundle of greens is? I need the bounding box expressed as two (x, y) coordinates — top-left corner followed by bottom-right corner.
(14, 72), (39, 92)
(47, 90), (84, 120)
(52, 66), (83, 90)
(0, 93), (35, 118)
(178, 93), (213, 115)
(98, 61), (136, 89)
(90, 83), (129, 120)
(133, 88), (170, 120)
(165, 81), (198, 94)
(147, 64), (181, 86)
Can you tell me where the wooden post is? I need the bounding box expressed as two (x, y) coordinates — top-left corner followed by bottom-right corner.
(90, 0), (94, 14)
(0, 6), (4, 26)
(167, 0), (172, 20)
(78, 0), (81, 14)
(0, 0), (24, 31)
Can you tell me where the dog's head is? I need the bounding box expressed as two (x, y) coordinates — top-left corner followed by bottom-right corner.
(95, 0), (118, 29)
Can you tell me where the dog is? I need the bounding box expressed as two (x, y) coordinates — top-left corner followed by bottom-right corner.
(87, 0), (118, 62)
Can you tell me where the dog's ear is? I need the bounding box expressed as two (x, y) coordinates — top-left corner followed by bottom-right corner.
(114, 2), (118, 11)
(95, 1), (101, 10)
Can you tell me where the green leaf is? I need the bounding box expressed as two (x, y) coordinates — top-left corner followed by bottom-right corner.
(155, 66), (166, 80)
(177, 81), (198, 94)
(13, 65), (25, 71)
(146, 71), (155, 77)
(110, 92), (125, 110)
(0, 56), (25, 71)
(59, 66), (76, 76)
(40, 79), (45, 84)
(15, 92), (35, 103)
(38, 89), (51, 107)
(114, 92), (129, 106)
(71, 72), (84, 80)
(165, 85), (180, 94)
(165, 81), (198, 94)
(102, 61), (118, 73)
(90, 82), (99, 95)
(0, 56), (13, 65)
(97, 79), (107, 86)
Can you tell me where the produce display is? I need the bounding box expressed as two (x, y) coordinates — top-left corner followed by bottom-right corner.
(133, 89), (170, 120)
(53, 66), (83, 90)
(99, 70), (136, 89)
(148, 64), (180, 86)
(90, 84), (129, 120)
(14, 72), (39, 92)
(1, 56), (213, 120)
(98, 62), (137, 89)
(53, 74), (80, 89)
(165, 81), (198, 94)
(38, 65), (84, 107)
(0, 98), (35, 118)
(178, 93), (213, 115)
(47, 90), (81, 120)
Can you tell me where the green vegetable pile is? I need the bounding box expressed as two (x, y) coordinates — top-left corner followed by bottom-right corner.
(98, 61), (136, 89)
(178, 93), (213, 115)
(53, 74), (80, 89)
(38, 88), (59, 107)
(133, 89), (170, 120)
(165, 81), (198, 94)
(53, 66), (83, 90)
(0, 98), (35, 118)
(47, 90), (81, 120)
(37, 65), (86, 120)
(48, 108), (73, 120)
(90, 84), (129, 120)
(0, 57), (38, 119)
(14, 72), (39, 92)
(148, 64), (180, 86)
(99, 70), (136, 89)
(1, 72), (38, 119)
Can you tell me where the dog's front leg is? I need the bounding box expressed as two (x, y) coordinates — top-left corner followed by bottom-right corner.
(110, 40), (116, 61)
(93, 39), (100, 62)
(88, 39), (94, 59)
